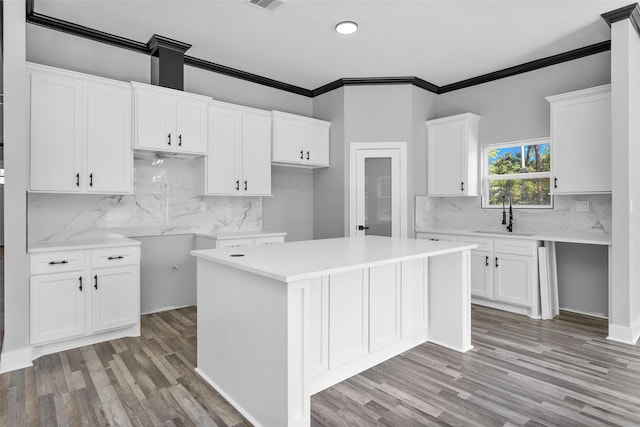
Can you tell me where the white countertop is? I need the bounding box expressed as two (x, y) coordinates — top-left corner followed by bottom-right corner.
(194, 231), (287, 241)
(28, 237), (141, 253)
(415, 228), (611, 246)
(191, 235), (477, 283)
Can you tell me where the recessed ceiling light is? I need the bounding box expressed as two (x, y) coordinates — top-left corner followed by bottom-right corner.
(335, 21), (358, 35)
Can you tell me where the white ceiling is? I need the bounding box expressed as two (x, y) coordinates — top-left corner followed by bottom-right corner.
(35, 0), (627, 90)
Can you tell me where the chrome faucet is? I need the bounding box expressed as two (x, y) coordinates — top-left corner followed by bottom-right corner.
(502, 193), (513, 232)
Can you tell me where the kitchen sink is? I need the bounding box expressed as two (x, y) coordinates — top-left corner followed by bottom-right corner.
(473, 230), (537, 236)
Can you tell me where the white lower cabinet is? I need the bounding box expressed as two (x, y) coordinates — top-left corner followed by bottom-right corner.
(417, 232), (541, 317)
(195, 233), (286, 250)
(29, 244), (140, 351)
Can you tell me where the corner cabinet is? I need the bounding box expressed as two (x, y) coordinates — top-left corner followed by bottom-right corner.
(426, 113), (480, 196)
(28, 63), (133, 194)
(132, 82), (210, 155)
(271, 111), (330, 168)
(29, 242), (141, 357)
(197, 101), (272, 196)
(547, 85), (611, 195)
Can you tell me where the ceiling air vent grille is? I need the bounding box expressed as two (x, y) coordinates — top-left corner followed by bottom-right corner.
(249, 0), (286, 12)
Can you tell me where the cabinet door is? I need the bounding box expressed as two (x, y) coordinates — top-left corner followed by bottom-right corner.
(86, 81), (132, 193)
(207, 106), (242, 195)
(135, 89), (175, 150)
(494, 253), (534, 307)
(91, 265), (139, 332)
(305, 122), (330, 166)
(469, 251), (492, 299)
(176, 97), (208, 154)
(241, 111), (272, 195)
(551, 92), (611, 194)
(30, 71), (83, 192)
(30, 272), (85, 344)
(427, 120), (465, 196)
(272, 114), (305, 163)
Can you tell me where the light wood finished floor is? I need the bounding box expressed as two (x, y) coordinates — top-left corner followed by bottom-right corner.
(1, 306), (639, 427)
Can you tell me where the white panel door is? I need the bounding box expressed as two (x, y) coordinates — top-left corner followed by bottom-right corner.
(242, 110), (272, 196)
(401, 259), (427, 337)
(86, 81), (132, 193)
(552, 94), (611, 193)
(469, 251), (492, 299)
(30, 272), (85, 344)
(369, 263), (400, 352)
(305, 122), (330, 166)
(135, 89), (175, 150)
(272, 115), (305, 163)
(176, 97), (208, 154)
(91, 265), (139, 332)
(328, 270), (368, 368)
(30, 71), (83, 192)
(207, 105), (242, 195)
(427, 120), (464, 196)
(494, 253), (533, 307)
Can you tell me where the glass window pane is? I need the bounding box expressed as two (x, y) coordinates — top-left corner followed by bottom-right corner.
(365, 158), (392, 237)
(487, 178), (551, 206)
(488, 143), (550, 176)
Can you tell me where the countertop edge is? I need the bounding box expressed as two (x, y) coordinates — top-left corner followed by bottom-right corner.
(415, 229), (611, 246)
(28, 237), (142, 253)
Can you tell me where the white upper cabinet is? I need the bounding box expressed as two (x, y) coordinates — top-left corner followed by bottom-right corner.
(28, 64), (133, 194)
(132, 82), (210, 155)
(426, 113), (480, 196)
(272, 111), (330, 168)
(547, 85), (611, 194)
(200, 101), (271, 196)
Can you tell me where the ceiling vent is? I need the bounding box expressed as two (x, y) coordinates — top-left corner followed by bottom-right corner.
(249, 0), (286, 12)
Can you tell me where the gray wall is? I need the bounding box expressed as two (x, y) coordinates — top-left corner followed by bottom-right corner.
(557, 243), (608, 317)
(312, 87), (345, 239)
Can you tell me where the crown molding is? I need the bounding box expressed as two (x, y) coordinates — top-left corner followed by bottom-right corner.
(25, 0), (614, 99)
(602, 3), (640, 37)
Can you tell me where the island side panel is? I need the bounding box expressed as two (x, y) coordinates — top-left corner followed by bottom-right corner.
(195, 259), (291, 427)
(427, 248), (472, 352)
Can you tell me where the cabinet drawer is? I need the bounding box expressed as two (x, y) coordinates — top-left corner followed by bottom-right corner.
(217, 238), (254, 248)
(254, 236), (285, 245)
(415, 233), (457, 242)
(30, 251), (85, 275)
(458, 236), (493, 252)
(91, 246), (139, 268)
(494, 239), (537, 257)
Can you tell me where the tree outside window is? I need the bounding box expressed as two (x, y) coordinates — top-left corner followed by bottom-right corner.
(483, 138), (551, 208)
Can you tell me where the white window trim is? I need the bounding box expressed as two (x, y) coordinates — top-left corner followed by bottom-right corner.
(482, 137), (552, 209)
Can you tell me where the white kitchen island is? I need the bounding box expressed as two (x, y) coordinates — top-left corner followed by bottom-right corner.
(191, 236), (476, 427)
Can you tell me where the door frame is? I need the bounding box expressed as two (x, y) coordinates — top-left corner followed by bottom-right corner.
(349, 142), (408, 238)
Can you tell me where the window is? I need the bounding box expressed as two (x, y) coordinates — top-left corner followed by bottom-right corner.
(483, 138), (551, 208)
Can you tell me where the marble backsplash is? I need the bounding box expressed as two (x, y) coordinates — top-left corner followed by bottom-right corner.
(415, 194), (611, 235)
(28, 155), (262, 243)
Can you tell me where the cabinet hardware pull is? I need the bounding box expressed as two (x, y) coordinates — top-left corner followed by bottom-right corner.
(300, 150), (304, 160)
(167, 133), (171, 146)
(107, 255), (124, 260)
(89, 173), (93, 187)
(76, 173), (80, 187)
(461, 181), (465, 192)
(430, 238), (439, 241)
(178, 134), (182, 147)
(306, 151), (310, 161)
(244, 180), (248, 191)
(236, 180), (240, 191)
(49, 260), (68, 265)
(485, 255), (489, 267)
(554, 177), (558, 189)
(78, 276), (83, 291)
(94, 275), (98, 290)
(357, 225), (369, 230)
(495, 257), (499, 268)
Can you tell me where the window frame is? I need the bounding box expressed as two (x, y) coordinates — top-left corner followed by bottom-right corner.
(481, 137), (553, 209)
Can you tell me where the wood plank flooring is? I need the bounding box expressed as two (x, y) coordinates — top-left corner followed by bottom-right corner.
(1, 306), (640, 426)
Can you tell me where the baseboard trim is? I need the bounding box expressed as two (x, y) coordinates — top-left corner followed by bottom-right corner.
(559, 307), (608, 320)
(607, 315), (640, 345)
(141, 304), (195, 315)
(194, 367), (264, 427)
(0, 346), (33, 374)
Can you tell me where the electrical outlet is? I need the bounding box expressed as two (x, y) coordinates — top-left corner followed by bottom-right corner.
(575, 201), (590, 212)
